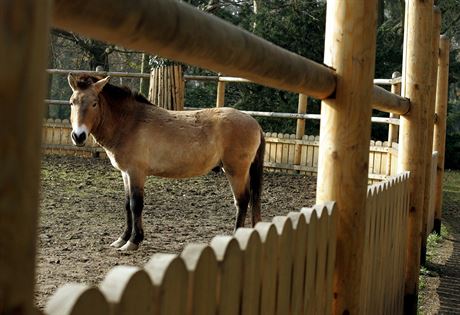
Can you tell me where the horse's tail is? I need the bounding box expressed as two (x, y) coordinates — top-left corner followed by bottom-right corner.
(249, 131), (265, 225)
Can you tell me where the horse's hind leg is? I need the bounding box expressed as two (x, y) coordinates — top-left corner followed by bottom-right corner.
(226, 171), (250, 231)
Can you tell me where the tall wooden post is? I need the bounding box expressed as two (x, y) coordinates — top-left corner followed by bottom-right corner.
(316, 1), (377, 314)
(294, 94), (307, 165)
(433, 36), (450, 235)
(386, 72), (401, 176)
(398, 1), (433, 313)
(148, 65), (184, 110)
(216, 80), (226, 107)
(139, 53), (151, 96)
(421, 7), (441, 265)
(0, 1), (51, 314)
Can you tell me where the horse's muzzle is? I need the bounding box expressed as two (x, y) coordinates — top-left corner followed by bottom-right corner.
(71, 131), (87, 147)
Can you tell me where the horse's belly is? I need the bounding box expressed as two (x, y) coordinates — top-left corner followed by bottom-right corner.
(147, 150), (220, 178)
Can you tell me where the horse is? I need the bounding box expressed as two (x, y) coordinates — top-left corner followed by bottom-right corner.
(67, 73), (265, 251)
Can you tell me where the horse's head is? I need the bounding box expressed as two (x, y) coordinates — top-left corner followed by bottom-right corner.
(67, 73), (110, 146)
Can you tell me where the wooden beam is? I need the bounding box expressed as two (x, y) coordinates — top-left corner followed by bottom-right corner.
(294, 94), (308, 165)
(386, 72), (402, 176)
(388, 72), (402, 145)
(315, 1), (377, 314)
(433, 36), (450, 235)
(398, 1), (434, 313)
(372, 85), (410, 115)
(52, 0), (336, 99)
(0, 1), (51, 314)
(216, 81), (226, 107)
(421, 7), (441, 265)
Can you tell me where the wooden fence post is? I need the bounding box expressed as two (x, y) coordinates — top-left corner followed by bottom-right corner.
(421, 7), (441, 266)
(148, 65), (184, 110)
(139, 53), (151, 96)
(386, 72), (401, 176)
(216, 80), (226, 107)
(433, 36), (450, 235)
(0, 1), (51, 314)
(398, 1), (433, 313)
(316, 1), (377, 314)
(294, 94), (307, 166)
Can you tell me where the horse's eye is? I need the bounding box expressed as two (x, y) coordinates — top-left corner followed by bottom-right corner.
(92, 102), (97, 108)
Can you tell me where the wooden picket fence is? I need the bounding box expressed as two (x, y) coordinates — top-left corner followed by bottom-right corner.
(361, 171), (410, 314)
(44, 203), (337, 315)
(264, 132), (398, 182)
(41, 120), (397, 182)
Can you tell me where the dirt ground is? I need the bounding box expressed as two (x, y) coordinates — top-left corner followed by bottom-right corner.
(418, 170), (460, 315)
(35, 155), (317, 309)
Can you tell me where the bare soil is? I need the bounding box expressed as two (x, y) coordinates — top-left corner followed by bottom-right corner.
(35, 155), (317, 309)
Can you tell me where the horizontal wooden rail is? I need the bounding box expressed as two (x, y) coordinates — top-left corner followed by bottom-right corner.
(374, 77), (402, 85)
(372, 86), (410, 115)
(44, 100), (400, 125)
(47, 69), (150, 78)
(48, 69), (400, 86)
(48, 65), (408, 115)
(52, 0), (337, 100)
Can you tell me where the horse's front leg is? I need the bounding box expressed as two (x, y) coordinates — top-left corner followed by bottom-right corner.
(110, 172), (132, 248)
(118, 172), (145, 251)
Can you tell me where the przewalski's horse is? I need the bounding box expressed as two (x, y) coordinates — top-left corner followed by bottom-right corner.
(67, 74), (265, 250)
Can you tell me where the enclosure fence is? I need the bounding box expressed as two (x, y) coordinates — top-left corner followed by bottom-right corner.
(0, 0), (450, 315)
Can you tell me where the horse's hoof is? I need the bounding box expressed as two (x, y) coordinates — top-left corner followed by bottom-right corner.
(117, 241), (139, 251)
(110, 237), (127, 248)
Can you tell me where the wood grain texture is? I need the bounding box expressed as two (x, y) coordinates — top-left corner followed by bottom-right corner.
(398, 1), (434, 311)
(0, 1), (51, 314)
(316, 1), (378, 313)
(421, 7), (441, 261)
(52, 0), (336, 99)
(433, 36), (450, 229)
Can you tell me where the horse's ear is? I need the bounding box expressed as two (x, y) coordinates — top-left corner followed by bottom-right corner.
(67, 73), (78, 92)
(93, 76), (110, 94)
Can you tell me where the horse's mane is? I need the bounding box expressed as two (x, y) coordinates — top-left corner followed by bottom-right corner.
(74, 74), (152, 106)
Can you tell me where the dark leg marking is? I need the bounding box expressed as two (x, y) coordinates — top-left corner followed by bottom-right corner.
(120, 194), (133, 241)
(129, 187), (144, 245)
(234, 189), (250, 231)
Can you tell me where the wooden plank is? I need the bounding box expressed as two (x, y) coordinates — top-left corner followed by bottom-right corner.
(324, 203), (337, 315)
(287, 212), (308, 315)
(314, 205), (331, 315)
(99, 266), (155, 315)
(255, 223), (279, 315)
(181, 244), (218, 315)
(300, 207), (318, 314)
(234, 228), (262, 315)
(272, 217), (294, 315)
(288, 134), (296, 164)
(210, 236), (243, 315)
(144, 253), (188, 315)
(45, 284), (110, 315)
